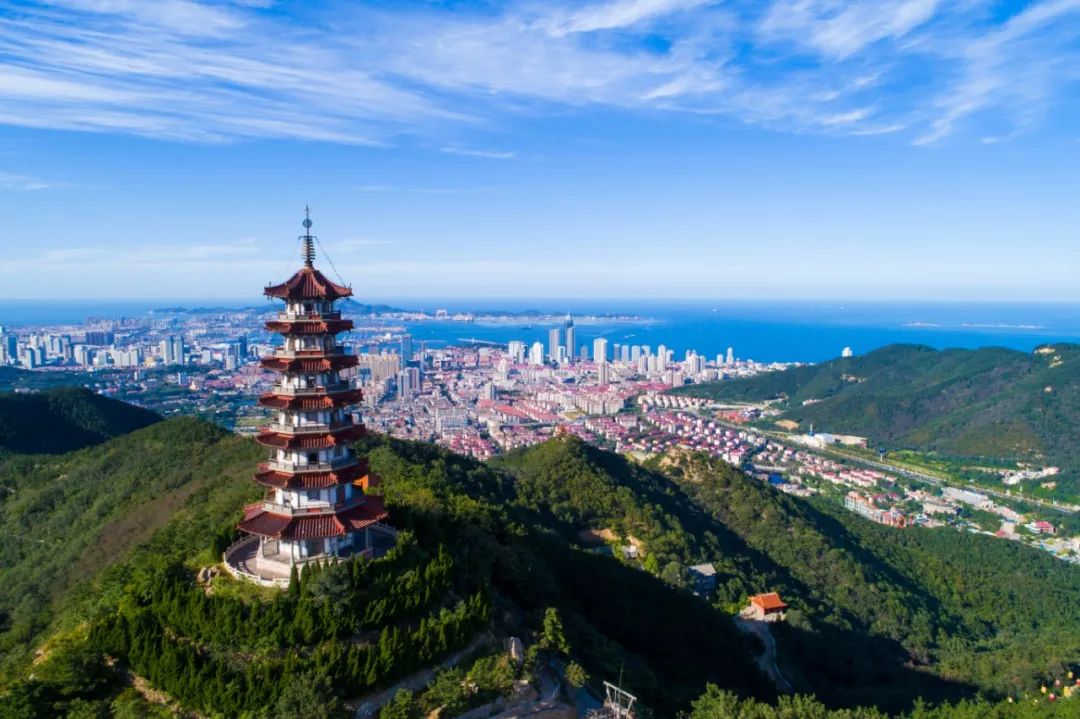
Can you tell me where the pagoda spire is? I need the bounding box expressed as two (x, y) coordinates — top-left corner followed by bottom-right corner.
(302, 206), (315, 268)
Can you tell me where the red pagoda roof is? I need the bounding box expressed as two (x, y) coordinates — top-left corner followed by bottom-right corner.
(264, 318), (354, 335)
(260, 355), (359, 373)
(264, 266), (352, 301)
(255, 465), (380, 491)
(255, 424), (365, 450)
(255, 461), (366, 489)
(238, 496), (388, 539)
(258, 389), (364, 410)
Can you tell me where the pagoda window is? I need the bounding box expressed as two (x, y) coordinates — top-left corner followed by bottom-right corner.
(306, 489), (320, 502)
(336, 486), (346, 504)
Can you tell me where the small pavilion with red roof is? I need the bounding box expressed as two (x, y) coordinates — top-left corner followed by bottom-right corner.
(744, 592), (788, 622)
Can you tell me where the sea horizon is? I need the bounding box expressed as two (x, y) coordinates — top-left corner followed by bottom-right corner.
(5, 297), (1080, 364)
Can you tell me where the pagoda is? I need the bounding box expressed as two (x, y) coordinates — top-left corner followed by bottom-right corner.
(225, 210), (392, 585)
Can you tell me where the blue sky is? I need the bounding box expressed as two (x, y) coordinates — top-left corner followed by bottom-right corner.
(0, 0), (1078, 300)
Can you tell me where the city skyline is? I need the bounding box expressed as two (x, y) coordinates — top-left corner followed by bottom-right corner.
(0, 1), (1078, 300)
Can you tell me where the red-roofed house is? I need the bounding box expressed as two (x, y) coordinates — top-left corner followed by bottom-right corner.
(744, 592), (788, 622)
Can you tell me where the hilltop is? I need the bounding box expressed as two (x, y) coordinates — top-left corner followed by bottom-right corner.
(1, 406), (1078, 717)
(672, 344), (1080, 486)
(0, 418), (770, 718)
(0, 387), (160, 455)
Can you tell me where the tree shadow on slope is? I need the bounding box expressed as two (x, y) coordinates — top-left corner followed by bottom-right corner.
(773, 621), (979, 714)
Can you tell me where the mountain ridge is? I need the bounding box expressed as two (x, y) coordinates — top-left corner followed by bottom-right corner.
(0, 387), (160, 455)
(672, 343), (1080, 492)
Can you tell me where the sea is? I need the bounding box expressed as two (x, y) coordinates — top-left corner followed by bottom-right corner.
(4, 298), (1080, 364)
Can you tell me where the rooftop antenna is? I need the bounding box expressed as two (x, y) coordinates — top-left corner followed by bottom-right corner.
(301, 206), (315, 268)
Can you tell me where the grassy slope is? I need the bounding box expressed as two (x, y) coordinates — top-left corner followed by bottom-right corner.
(0, 387), (160, 455)
(0, 416), (262, 678)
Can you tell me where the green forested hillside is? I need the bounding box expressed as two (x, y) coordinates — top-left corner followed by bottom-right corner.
(671, 343), (1080, 479)
(0, 387), (160, 454)
(0, 416), (262, 677)
(493, 438), (1080, 709)
(0, 421), (772, 718)
(1, 413), (1078, 718)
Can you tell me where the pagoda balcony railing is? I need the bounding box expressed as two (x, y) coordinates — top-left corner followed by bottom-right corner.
(277, 310), (342, 321)
(263, 456), (358, 473)
(266, 421), (353, 435)
(270, 382), (351, 396)
(256, 495), (366, 518)
(273, 346), (347, 358)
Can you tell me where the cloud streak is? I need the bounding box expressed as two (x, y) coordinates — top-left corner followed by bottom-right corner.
(0, 0), (1075, 145)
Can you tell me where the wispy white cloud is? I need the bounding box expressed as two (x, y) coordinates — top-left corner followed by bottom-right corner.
(0, 0), (1075, 146)
(541, 0), (712, 36)
(0, 170), (68, 190)
(440, 146), (516, 160)
(758, 0), (940, 59)
(913, 0), (1080, 145)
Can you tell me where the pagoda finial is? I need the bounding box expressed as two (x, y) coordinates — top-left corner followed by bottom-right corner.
(301, 206), (315, 268)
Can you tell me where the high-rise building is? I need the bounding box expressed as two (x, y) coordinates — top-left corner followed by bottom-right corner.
(593, 337), (608, 364)
(597, 361), (610, 384)
(397, 367), (421, 398)
(621, 344), (630, 363)
(726, 346), (735, 365)
(237, 335), (248, 360)
(579, 345), (588, 362)
(85, 330), (115, 346)
(1, 334), (16, 363)
(564, 315), (576, 364)
(842, 346), (853, 358)
(73, 344), (91, 366)
(507, 340), (526, 364)
(228, 211), (390, 586)
(548, 327), (561, 360)
(612, 343), (621, 363)
(529, 341), (545, 366)
(631, 345), (641, 362)
(657, 344), (668, 371)
(356, 352), (401, 383)
(162, 335), (186, 365)
(400, 333), (414, 362)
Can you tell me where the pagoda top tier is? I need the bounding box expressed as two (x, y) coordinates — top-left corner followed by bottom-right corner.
(264, 209), (353, 301)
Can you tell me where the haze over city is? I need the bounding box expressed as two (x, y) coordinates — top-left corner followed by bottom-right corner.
(1, 0), (1078, 300)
